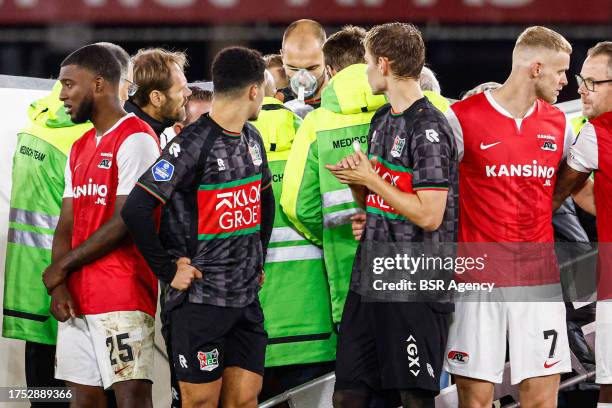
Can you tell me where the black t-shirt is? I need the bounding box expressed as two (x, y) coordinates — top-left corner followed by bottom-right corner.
(137, 113), (272, 308)
(351, 99), (459, 292)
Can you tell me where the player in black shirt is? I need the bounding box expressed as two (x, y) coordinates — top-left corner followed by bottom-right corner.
(326, 23), (457, 408)
(122, 47), (274, 407)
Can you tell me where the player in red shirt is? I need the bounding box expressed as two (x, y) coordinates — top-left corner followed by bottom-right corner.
(442, 27), (575, 407)
(553, 41), (612, 408)
(41, 44), (162, 407)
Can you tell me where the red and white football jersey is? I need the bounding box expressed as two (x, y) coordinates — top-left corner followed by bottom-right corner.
(568, 111), (612, 299)
(446, 91), (574, 286)
(64, 113), (161, 316)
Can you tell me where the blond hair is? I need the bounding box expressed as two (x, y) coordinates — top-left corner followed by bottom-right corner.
(515, 26), (572, 55)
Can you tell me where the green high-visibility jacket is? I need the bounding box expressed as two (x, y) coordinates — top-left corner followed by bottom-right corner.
(281, 63), (450, 323)
(250, 97), (336, 367)
(3, 82), (91, 344)
(571, 115), (593, 180)
(572, 115), (588, 135)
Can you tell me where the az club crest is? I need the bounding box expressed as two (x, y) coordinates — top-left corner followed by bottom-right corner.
(249, 143), (263, 166)
(98, 159), (112, 169)
(541, 141), (557, 152)
(391, 135), (406, 158)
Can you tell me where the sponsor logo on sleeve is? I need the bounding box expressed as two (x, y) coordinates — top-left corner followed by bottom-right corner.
(426, 129), (440, 143)
(152, 160), (174, 182)
(169, 143), (181, 158)
(217, 158), (226, 171)
(447, 350), (469, 364)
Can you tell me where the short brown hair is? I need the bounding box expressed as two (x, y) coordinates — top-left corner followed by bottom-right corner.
(181, 86), (213, 125)
(264, 54), (283, 69)
(323, 25), (367, 72)
(587, 41), (612, 76)
(364, 23), (425, 79)
(515, 26), (572, 54)
(131, 48), (188, 108)
(188, 86), (213, 103)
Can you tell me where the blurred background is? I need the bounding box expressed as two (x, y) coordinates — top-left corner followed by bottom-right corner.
(0, 0), (610, 101)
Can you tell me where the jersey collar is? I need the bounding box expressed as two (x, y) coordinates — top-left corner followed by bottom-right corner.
(484, 91), (536, 130)
(95, 112), (135, 140)
(484, 90), (536, 120)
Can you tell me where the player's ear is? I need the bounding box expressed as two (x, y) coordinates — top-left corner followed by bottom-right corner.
(93, 76), (104, 93)
(378, 56), (388, 76)
(149, 90), (164, 108)
(173, 123), (183, 135)
(248, 83), (259, 101)
(326, 65), (337, 78)
(530, 62), (542, 78)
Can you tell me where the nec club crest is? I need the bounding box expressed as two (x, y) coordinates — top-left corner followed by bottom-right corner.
(197, 348), (219, 372)
(390, 135), (406, 158)
(248, 143), (263, 166)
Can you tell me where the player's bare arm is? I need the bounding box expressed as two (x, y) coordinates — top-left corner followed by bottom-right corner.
(47, 197), (76, 321)
(259, 183), (275, 286)
(121, 186), (203, 292)
(327, 150), (448, 231)
(42, 195), (131, 293)
(572, 177), (595, 216)
(552, 161), (593, 213)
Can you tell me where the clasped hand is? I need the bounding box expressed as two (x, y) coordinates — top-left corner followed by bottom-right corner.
(325, 150), (378, 187)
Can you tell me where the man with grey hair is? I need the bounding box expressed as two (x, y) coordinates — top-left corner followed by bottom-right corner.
(419, 66), (441, 94)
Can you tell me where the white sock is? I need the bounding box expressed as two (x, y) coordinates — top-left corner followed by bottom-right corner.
(597, 403), (612, 407)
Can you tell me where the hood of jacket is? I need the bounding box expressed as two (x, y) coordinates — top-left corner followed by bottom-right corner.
(321, 64), (386, 115)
